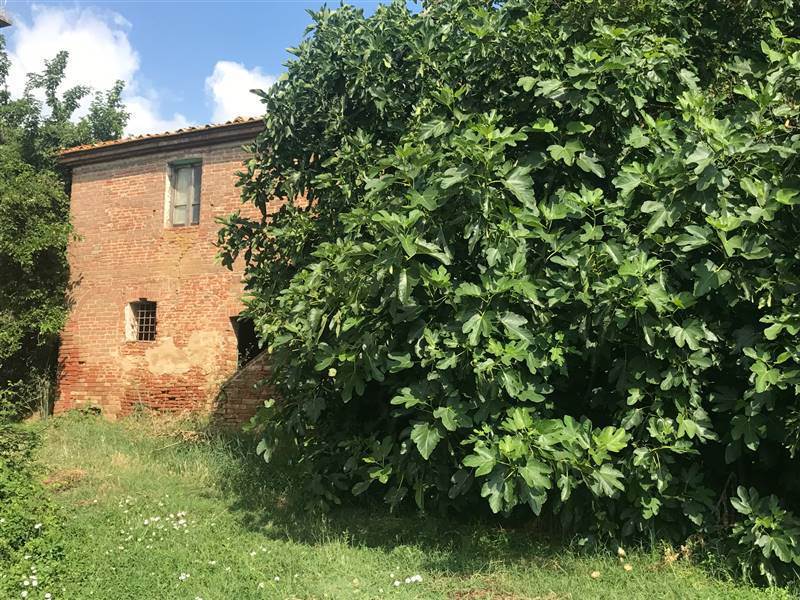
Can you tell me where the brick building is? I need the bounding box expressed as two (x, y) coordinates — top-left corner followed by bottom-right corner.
(56, 117), (273, 423)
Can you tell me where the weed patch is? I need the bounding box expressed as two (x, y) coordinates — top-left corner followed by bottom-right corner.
(0, 423), (64, 599)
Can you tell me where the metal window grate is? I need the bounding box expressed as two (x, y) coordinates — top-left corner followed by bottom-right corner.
(134, 301), (157, 341)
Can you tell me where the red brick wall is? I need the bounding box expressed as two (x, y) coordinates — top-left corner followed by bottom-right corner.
(212, 351), (274, 425)
(57, 141), (274, 421)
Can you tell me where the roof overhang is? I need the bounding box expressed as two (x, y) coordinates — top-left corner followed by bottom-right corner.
(58, 118), (263, 167)
(0, 12), (12, 28)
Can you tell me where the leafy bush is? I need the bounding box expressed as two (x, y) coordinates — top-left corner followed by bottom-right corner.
(730, 487), (800, 585)
(0, 424), (64, 596)
(219, 0), (800, 582)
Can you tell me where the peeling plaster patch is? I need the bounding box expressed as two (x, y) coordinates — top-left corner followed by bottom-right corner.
(185, 331), (226, 371)
(113, 347), (139, 373)
(144, 337), (192, 375)
(119, 354), (139, 373)
(141, 331), (226, 376)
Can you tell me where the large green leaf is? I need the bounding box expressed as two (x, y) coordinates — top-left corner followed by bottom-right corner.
(668, 320), (706, 351)
(504, 166), (536, 206)
(691, 260), (731, 297)
(547, 139), (584, 165)
(464, 446), (497, 477)
(441, 165), (471, 188)
(518, 458), (552, 489)
(433, 406), (461, 431)
(612, 168), (643, 197)
(410, 422), (442, 460)
(576, 151), (606, 178)
(590, 464), (625, 497)
(499, 311), (533, 344)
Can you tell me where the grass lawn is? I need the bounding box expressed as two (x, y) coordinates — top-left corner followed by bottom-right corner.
(10, 413), (796, 599)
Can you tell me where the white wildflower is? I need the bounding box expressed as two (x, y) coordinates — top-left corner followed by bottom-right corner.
(274, 576), (280, 582)
(33, 524), (42, 530)
(179, 573), (190, 581)
(393, 580), (401, 587)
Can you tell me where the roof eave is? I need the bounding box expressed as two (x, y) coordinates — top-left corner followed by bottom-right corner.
(58, 120), (263, 167)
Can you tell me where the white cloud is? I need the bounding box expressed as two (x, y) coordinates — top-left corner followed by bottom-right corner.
(5, 4), (190, 136)
(123, 93), (191, 136)
(205, 61), (274, 123)
(6, 5), (138, 97)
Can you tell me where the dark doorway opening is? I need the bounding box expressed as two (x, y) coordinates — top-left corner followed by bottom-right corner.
(231, 316), (259, 368)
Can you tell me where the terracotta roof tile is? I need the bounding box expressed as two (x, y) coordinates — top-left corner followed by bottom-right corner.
(59, 116), (262, 155)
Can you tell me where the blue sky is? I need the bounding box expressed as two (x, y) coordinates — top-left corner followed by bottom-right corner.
(2, 1), (397, 134)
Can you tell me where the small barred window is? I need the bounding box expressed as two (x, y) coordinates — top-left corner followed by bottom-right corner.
(125, 300), (157, 342)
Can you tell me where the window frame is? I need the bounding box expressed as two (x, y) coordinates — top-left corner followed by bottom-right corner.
(167, 159), (202, 227)
(125, 300), (157, 342)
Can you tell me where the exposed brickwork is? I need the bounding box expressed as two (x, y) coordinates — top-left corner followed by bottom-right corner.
(212, 351), (274, 425)
(57, 133), (278, 422)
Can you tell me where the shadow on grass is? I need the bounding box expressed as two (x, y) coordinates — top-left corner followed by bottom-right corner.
(203, 427), (569, 575)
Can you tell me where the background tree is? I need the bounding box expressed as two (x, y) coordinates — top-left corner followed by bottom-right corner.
(221, 0), (800, 582)
(0, 34), (129, 418)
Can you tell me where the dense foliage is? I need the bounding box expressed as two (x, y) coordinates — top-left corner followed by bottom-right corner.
(219, 0), (800, 582)
(0, 36), (128, 418)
